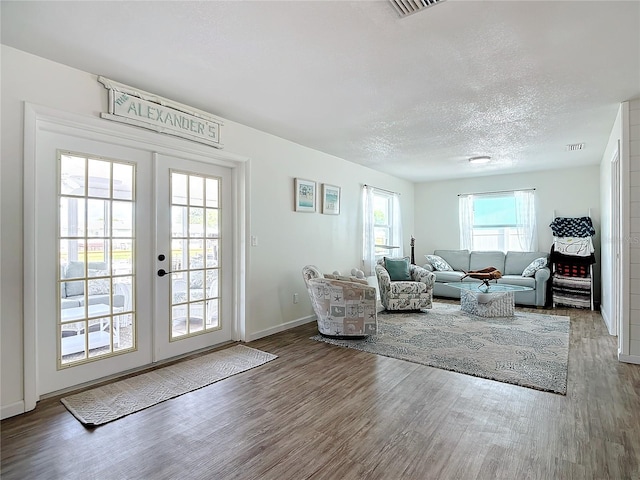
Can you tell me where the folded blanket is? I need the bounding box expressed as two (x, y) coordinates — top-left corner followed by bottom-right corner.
(552, 274), (592, 288)
(549, 216), (596, 238)
(553, 236), (594, 257)
(555, 263), (590, 278)
(550, 245), (596, 265)
(552, 273), (592, 308)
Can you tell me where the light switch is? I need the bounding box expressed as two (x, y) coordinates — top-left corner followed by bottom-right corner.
(251, 235), (258, 246)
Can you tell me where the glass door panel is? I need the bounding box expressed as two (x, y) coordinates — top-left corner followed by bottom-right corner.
(58, 153), (135, 366)
(169, 171), (221, 339)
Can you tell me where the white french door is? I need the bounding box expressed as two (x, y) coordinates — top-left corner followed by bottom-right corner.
(34, 132), (153, 395)
(28, 107), (238, 399)
(154, 154), (232, 361)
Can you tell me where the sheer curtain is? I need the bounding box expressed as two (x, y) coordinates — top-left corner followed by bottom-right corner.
(362, 186), (376, 275)
(458, 194), (474, 250)
(514, 190), (537, 251)
(392, 194), (404, 258)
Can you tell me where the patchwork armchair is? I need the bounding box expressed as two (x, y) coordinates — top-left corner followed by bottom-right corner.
(375, 257), (435, 311)
(302, 265), (377, 337)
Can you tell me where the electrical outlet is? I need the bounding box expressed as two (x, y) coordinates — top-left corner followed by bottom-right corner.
(293, 293), (299, 304)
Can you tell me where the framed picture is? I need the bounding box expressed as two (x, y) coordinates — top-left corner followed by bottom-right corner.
(294, 178), (316, 212)
(322, 184), (341, 215)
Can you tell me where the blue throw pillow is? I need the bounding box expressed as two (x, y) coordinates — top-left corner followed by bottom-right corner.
(385, 257), (411, 281)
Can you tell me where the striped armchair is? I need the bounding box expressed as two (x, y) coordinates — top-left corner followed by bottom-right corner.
(302, 265), (377, 337)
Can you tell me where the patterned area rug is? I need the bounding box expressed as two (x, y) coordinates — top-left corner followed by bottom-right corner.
(61, 345), (277, 426)
(312, 304), (569, 394)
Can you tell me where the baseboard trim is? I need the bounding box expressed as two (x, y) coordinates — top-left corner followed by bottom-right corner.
(618, 353), (640, 365)
(1, 400), (25, 420)
(245, 315), (316, 342)
(600, 309), (616, 336)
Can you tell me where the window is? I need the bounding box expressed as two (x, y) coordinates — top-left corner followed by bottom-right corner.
(363, 186), (402, 274)
(373, 191), (396, 257)
(459, 190), (536, 252)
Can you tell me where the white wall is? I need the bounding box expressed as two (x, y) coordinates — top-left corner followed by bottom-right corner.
(599, 105), (622, 335)
(0, 46), (414, 415)
(413, 167), (602, 303)
(1, 47), (111, 417)
(221, 122), (415, 338)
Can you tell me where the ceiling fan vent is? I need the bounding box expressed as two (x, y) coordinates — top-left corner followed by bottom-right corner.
(389, 0), (446, 18)
(566, 143), (585, 151)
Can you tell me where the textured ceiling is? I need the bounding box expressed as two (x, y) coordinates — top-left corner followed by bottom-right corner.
(2, 1), (639, 182)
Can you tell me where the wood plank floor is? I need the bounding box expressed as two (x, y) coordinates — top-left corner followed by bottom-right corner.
(2, 302), (640, 479)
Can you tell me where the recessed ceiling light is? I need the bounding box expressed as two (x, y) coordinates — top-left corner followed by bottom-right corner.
(468, 156), (491, 164)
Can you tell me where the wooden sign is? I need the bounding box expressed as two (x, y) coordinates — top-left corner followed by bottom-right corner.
(98, 76), (223, 148)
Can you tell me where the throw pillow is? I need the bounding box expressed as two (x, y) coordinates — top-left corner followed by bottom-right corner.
(522, 257), (547, 277)
(425, 254), (453, 272)
(350, 268), (366, 279)
(88, 269), (110, 295)
(326, 274), (368, 285)
(88, 279), (111, 295)
(384, 257), (411, 281)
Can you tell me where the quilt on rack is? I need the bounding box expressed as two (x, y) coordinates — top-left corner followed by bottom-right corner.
(549, 216), (596, 238)
(550, 245), (596, 266)
(552, 274), (592, 309)
(555, 263), (590, 278)
(549, 216), (595, 309)
(553, 236), (594, 257)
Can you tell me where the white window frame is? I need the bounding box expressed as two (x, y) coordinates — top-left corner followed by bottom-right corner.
(362, 186), (403, 275)
(373, 190), (398, 259)
(459, 190), (537, 252)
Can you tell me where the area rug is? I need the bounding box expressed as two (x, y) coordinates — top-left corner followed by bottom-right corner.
(61, 345), (277, 426)
(311, 304), (569, 394)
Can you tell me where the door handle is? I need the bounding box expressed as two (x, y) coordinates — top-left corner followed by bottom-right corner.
(157, 269), (172, 277)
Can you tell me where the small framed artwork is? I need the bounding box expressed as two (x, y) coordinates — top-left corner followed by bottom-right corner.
(322, 184), (341, 215)
(294, 178), (316, 212)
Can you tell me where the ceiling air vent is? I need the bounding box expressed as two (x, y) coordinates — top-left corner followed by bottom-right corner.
(389, 0), (446, 18)
(566, 143), (585, 151)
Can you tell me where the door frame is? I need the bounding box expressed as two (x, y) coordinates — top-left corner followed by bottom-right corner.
(23, 103), (250, 412)
(610, 142), (621, 337)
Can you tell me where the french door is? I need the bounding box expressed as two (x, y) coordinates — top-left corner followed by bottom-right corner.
(154, 154), (232, 361)
(30, 111), (235, 397)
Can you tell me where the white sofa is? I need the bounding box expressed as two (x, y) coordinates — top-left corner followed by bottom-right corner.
(60, 261), (131, 357)
(424, 250), (551, 307)
(61, 261), (129, 309)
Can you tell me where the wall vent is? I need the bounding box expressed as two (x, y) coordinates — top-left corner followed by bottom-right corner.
(566, 143), (585, 151)
(389, 0), (446, 18)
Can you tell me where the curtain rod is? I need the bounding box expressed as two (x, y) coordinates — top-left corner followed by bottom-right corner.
(457, 188), (536, 197)
(363, 184), (400, 196)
